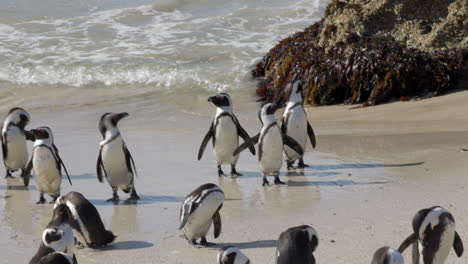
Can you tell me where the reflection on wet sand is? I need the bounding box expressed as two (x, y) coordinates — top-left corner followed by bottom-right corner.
(3, 178), (35, 237)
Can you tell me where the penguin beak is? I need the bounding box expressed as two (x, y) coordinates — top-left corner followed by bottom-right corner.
(208, 96), (219, 104)
(112, 112), (129, 124)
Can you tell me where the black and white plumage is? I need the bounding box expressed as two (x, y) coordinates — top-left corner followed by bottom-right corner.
(218, 246), (250, 264)
(37, 252), (75, 264)
(371, 246), (404, 264)
(23, 127), (71, 204)
(398, 206), (464, 264)
(179, 183), (224, 247)
(198, 93), (255, 177)
(233, 102), (304, 186)
(1, 107), (33, 183)
(55, 191), (116, 247)
(281, 80), (316, 169)
(276, 225), (319, 264)
(29, 204), (77, 264)
(96, 112), (140, 202)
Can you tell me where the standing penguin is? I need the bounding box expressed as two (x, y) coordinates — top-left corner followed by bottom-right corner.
(29, 204), (77, 264)
(23, 127), (71, 204)
(276, 225), (319, 264)
(233, 103), (304, 186)
(55, 191), (116, 247)
(281, 80), (316, 169)
(179, 183), (224, 247)
(198, 93), (255, 177)
(1, 107), (33, 182)
(96, 112), (140, 202)
(218, 246), (250, 264)
(371, 246), (404, 264)
(398, 206), (464, 264)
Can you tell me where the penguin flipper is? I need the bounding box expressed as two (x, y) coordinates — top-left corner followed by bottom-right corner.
(212, 210), (222, 239)
(233, 134), (259, 156)
(198, 122), (214, 160)
(454, 231), (464, 257)
(123, 144), (138, 177)
(96, 148), (104, 183)
(178, 200), (193, 230)
(307, 121), (316, 149)
(282, 134), (304, 156)
(280, 116), (287, 135)
(398, 233), (418, 253)
(1, 130), (7, 161)
(233, 115), (256, 156)
(53, 144), (72, 186)
(22, 153), (33, 187)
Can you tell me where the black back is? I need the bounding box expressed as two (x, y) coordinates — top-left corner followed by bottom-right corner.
(37, 252), (74, 264)
(276, 226), (316, 264)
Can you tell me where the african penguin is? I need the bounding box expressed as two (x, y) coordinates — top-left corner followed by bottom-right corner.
(23, 127), (72, 204)
(218, 246), (250, 264)
(29, 204), (77, 264)
(233, 102), (304, 186)
(398, 206), (464, 264)
(179, 183), (224, 247)
(37, 252), (75, 264)
(281, 80), (316, 169)
(371, 246), (404, 264)
(198, 93), (255, 177)
(96, 112), (140, 202)
(55, 191), (116, 247)
(1, 107), (33, 182)
(276, 225), (319, 264)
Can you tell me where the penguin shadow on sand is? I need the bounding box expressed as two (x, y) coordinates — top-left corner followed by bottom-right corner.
(89, 195), (183, 206)
(211, 240), (277, 250)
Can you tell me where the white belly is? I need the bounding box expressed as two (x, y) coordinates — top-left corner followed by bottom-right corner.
(101, 139), (132, 189)
(213, 116), (239, 165)
(33, 147), (61, 195)
(183, 192), (224, 240)
(283, 108), (307, 161)
(260, 126), (283, 175)
(4, 127), (28, 171)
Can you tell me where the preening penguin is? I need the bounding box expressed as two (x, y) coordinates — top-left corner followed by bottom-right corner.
(55, 191), (116, 247)
(1, 107), (33, 182)
(371, 246), (404, 264)
(281, 80), (316, 169)
(218, 246), (250, 264)
(276, 225), (319, 264)
(233, 102), (304, 186)
(398, 206), (464, 264)
(23, 127), (71, 203)
(96, 112), (140, 202)
(179, 183), (224, 247)
(198, 93), (255, 177)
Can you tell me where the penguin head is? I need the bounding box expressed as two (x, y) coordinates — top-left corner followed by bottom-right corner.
(99, 112), (129, 138)
(50, 204), (72, 226)
(208, 93), (232, 112)
(29, 126), (54, 145)
(217, 246), (250, 264)
(258, 102), (281, 125)
(286, 80), (304, 103)
(5, 107), (30, 130)
(42, 228), (64, 246)
(371, 247), (404, 264)
(300, 225), (319, 252)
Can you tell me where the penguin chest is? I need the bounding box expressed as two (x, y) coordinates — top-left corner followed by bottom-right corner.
(213, 117), (239, 165)
(183, 192), (224, 240)
(33, 147), (61, 195)
(283, 108), (307, 161)
(4, 127), (28, 170)
(259, 127), (283, 174)
(101, 140), (131, 188)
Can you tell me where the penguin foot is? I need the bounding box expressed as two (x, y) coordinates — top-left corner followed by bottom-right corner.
(274, 178), (286, 185)
(36, 196), (46, 204)
(5, 170), (13, 178)
(74, 240), (85, 249)
(218, 166), (227, 177)
(129, 189), (141, 200)
(198, 237), (214, 247)
(286, 162), (295, 170)
(297, 159), (309, 168)
(106, 197), (119, 202)
(262, 178), (270, 186)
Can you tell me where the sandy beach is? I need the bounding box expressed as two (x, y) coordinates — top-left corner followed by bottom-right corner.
(1, 89), (467, 263)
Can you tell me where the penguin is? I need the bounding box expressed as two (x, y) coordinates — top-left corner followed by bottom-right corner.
(276, 225), (319, 264)
(37, 252), (75, 264)
(398, 206), (464, 264)
(96, 112), (140, 202)
(23, 127), (72, 204)
(1, 107), (33, 182)
(198, 93), (255, 177)
(54, 191), (116, 247)
(281, 80), (316, 169)
(29, 204), (77, 264)
(218, 246), (250, 264)
(371, 246), (404, 264)
(179, 183), (224, 247)
(233, 102), (304, 186)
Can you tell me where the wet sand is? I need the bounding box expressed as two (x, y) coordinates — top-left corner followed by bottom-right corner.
(1, 91), (468, 263)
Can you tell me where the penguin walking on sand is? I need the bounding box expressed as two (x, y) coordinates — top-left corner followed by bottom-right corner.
(29, 204), (77, 264)
(198, 93), (255, 177)
(398, 206), (464, 264)
(1, 107), (33, 182)
(281, 80), (316, 169)
(218, 246), (250, 264)
(179, 183), (224, 247)
(96, 112), (140, 202)
(55, 191), (116, 247)
(234, 102), (304, 186)
(276, 225), (319, 264)
(23, 127), (71, 203)
(371, 246), (404, 264)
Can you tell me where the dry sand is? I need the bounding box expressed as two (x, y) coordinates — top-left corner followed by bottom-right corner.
(1, 91), (468, 263)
